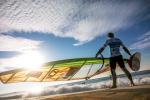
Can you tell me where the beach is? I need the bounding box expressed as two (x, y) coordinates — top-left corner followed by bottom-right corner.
(36, 85), (150, 100)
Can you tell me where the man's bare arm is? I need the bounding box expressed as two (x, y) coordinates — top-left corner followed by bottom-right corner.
(95, 47), (105, 58)
(95, 41), (108, 58)
(123, 46), (132, 56)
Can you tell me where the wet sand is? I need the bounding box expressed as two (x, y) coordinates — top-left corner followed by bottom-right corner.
(37, 85), (150, 100)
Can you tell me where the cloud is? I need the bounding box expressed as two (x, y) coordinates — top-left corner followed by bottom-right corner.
(0, 35), (42, 52)
(0, 0), (149, 45)
(0, 50), (45, 70)
(130, 31), (150, 50)
(0, 35), (43, 70)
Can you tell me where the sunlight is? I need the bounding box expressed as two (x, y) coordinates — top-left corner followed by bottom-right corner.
(24, 85), (43, 95)
(16, 50), (46, 70)
(27, 86), (43, 94)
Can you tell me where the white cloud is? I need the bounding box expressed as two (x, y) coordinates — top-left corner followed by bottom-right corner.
(0, 35), (43, 70)
(0, 35), (42, 51)
(0, 0), (149, 45)
(0, 50), (45, 70)
(130, 31), (150, 50)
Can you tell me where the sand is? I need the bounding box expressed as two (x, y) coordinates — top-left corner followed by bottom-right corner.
(35, 85), (150, 100)
(1, 85), (150, 100)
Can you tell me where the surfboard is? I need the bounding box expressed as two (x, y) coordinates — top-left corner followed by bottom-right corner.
(128, 52), (141, 71)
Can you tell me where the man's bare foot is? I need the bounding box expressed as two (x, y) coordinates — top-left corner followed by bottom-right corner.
(110, 85), (117, 88)
(129, 83), (135, 87)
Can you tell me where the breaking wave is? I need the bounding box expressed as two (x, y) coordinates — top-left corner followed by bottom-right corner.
(23, 76), (150, 98)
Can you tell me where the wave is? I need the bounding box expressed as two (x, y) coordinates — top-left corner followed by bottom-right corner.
(22, 76), (150, 98)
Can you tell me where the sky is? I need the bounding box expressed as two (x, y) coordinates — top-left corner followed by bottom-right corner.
(0, 0), (150, 94)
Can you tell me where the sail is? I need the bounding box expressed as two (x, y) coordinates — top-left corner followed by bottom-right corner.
(0, 57), (110, 84)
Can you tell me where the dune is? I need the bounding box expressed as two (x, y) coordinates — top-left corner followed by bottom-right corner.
(33, 85), (150, 100)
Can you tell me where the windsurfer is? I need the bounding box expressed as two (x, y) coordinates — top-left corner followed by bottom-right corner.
(95, 32), (135, 88)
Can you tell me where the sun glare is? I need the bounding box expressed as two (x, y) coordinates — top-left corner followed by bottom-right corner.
(24, 85), (43, 95)
(27, 86), (43, 94)
(16, 50), (46, 70)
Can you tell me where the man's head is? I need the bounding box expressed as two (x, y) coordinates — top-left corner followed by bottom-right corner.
(107, 32), (114, 38)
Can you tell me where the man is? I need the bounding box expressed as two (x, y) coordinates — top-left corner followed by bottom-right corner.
(96, 32), (135, 88)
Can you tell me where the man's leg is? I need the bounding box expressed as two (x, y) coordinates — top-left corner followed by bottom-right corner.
(110, 57), (117, 88)
(117, 56), (135, 86)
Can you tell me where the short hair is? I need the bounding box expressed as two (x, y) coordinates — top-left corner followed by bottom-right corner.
(107, 32), (114, 38)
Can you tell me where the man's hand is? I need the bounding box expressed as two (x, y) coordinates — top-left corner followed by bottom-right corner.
(85, 76), (90, 80)
(95, 53), (99, 58)
(123, 46), (132, 57)
(129, 53), (132, 57)
(95, 47), (104, 58)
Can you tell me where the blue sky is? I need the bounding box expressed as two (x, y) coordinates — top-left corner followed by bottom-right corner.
(0, 0), (150, 94)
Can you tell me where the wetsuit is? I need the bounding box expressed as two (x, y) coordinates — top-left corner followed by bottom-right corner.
(96, 38), (134, 87)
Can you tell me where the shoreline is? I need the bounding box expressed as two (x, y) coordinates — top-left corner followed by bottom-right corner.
(37, 85), (150, 100)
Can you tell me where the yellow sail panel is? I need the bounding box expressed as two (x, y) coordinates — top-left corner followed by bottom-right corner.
(0, 66), (82, 83)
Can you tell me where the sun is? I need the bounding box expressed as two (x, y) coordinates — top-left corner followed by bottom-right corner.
(27, 86), (43, 94)
(23, 85), (43, 97)
(16, 50), (46, 70)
